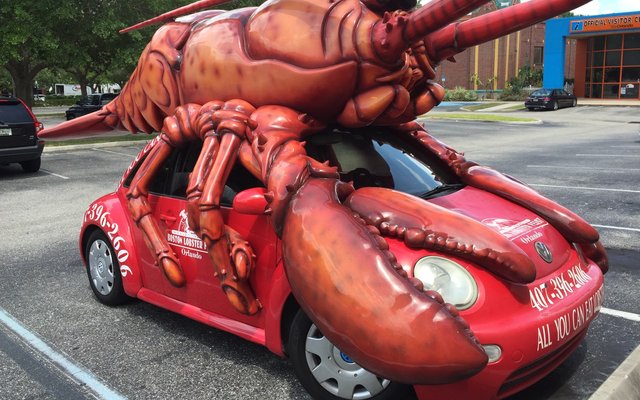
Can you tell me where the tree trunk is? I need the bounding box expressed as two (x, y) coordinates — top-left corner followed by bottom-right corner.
(79, 77), (89, 97)
(6, 60), (45, 109)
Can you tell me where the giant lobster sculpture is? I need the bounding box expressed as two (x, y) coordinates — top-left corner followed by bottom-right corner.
(40, 0), (607, 385)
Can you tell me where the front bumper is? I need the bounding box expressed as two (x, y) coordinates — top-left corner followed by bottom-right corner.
(0, 141), (45, 164)
(413, 253), (604, 400)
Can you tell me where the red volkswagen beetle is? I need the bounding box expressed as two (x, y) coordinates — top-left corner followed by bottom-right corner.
(80, 126), (604, 400)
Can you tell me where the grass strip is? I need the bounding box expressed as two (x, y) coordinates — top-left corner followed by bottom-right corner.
(460, 102), (502, 111)
(424, 113), (537, 123)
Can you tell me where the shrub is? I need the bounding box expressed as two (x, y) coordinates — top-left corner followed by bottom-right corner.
(499, 85), (528, 101)
(444, 87), (479, 102)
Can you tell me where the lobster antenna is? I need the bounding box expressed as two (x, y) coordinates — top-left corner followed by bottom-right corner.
(427, 0), (592, 61)
(120, 0), (234, 33)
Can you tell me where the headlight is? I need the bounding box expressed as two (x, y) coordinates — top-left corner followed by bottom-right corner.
(413, 256), (478, 310)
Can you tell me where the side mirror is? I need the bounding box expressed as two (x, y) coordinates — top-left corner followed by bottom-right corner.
(233, 187), (268, 215)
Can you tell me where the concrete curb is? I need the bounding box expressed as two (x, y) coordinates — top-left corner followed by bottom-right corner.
(590, 345), (640, 400)
(43, 139), (153, 153)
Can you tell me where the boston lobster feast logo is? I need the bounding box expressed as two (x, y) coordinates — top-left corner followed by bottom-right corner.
(166, 210), (207, 260)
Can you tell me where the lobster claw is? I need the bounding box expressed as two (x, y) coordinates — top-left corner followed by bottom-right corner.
(282, 178), (488, 384)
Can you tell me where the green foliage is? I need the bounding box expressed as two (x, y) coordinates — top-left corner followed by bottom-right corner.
(32, 96), (83, 107)
(444, 87), (479, 102)
(498, 65), (542, 101)
(0, 69), (12, 95)
(508, 65), (543, 90)
(0, 0), (271, 105)
(498, 85), (527, 101)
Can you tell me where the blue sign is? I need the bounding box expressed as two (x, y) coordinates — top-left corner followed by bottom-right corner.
(571, 21), (584, 32)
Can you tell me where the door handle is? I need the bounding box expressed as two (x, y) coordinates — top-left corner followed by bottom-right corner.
(159, 214), (177, 224)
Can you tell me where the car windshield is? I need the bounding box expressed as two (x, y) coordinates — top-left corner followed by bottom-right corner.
(531, 89), (552, 96)
(0, 101), (32, 124)
(305, 127), (460, 197)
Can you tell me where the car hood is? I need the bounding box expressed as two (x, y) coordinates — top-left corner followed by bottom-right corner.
(428, 186), (572, 278)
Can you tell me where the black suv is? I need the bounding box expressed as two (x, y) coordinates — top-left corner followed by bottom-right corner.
(65, 93), (117, 120)
(0, 97), (44, 172)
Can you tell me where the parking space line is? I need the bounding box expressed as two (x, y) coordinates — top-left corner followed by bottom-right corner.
(575, 154), (639, 157)
(527, 165), (640, 172)
(592, 224), (640, 233)
(601, 307), (640, 322)
(0, 308), (126, 400)
(40, 169), (70, 180)
(529, 184), (640, 194)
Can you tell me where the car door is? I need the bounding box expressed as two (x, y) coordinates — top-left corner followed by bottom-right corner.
(140, 142), (278, 321)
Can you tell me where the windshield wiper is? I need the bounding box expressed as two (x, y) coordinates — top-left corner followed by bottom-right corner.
(420, 183), (465, 199)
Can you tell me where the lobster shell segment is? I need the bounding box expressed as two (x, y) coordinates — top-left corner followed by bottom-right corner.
(283, 178), (488, 384)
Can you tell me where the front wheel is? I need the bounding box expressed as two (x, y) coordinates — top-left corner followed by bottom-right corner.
(85, 230), (131, 306)
(288, 310), (412, 400)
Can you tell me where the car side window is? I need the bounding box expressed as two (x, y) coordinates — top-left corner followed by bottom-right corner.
(124, 141), (263, 207)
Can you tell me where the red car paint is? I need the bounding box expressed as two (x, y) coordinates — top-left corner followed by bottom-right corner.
(78, 137), (604, 399)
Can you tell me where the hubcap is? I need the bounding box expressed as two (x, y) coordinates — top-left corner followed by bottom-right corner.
(304, 324), (390, 399)
(88, 239), (114, 295)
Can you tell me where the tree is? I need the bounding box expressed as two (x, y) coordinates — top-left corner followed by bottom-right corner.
(1, 0), (268, 107)
(0, 1), (80, 106)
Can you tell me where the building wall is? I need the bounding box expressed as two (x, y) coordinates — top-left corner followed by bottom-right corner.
(544, 11), (640, 99)
(431, 3), (546, 91)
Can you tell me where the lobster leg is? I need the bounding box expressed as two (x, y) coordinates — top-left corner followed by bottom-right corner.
(398, 122), (609, 272)
(182, 100), (262, 315)
(127, 127), (188, 287)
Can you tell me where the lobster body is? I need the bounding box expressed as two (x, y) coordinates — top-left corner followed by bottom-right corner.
(40, 0), (606, 387)
(117, 0), (436, 134)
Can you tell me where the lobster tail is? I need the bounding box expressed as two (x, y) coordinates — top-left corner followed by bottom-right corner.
(427, 0), (591, 61)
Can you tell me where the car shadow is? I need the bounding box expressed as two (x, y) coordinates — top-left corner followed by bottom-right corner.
(0, 164), (43, 180)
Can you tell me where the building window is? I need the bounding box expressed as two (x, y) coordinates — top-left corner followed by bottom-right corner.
(534, 46), (544, 65)
(584, 33), (640, 99)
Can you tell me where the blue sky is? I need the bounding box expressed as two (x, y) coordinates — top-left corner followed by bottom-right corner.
(420, 1), (638, 16)
(571, 0), (638, 15)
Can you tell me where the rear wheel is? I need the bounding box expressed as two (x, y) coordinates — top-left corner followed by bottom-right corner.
(288, 310), (412, 400)
(20, 157), (41, 173)
(551, 101), (559, 111)
(85, 230), (130, 306)
(572, 99), (577, 107)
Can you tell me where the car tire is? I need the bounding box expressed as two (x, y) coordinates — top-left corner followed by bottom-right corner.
(288, 309), (412, 400)
(66, 114), (75, 121)
(552, 101), (559, 111)
(20, 157), (41, 173)
(85, 230), (131, 306)
(572, 99), (577, 107)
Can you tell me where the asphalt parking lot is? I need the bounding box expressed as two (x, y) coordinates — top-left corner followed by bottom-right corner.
(0, 105), (638, 399)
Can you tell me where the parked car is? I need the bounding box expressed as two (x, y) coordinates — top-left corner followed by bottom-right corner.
(79, 126), (604, 400)
(0, 97), (44, 172)
(525, 89), (577, 111)
(65, 93), (117, 120)
(33, 94), (46, 102)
